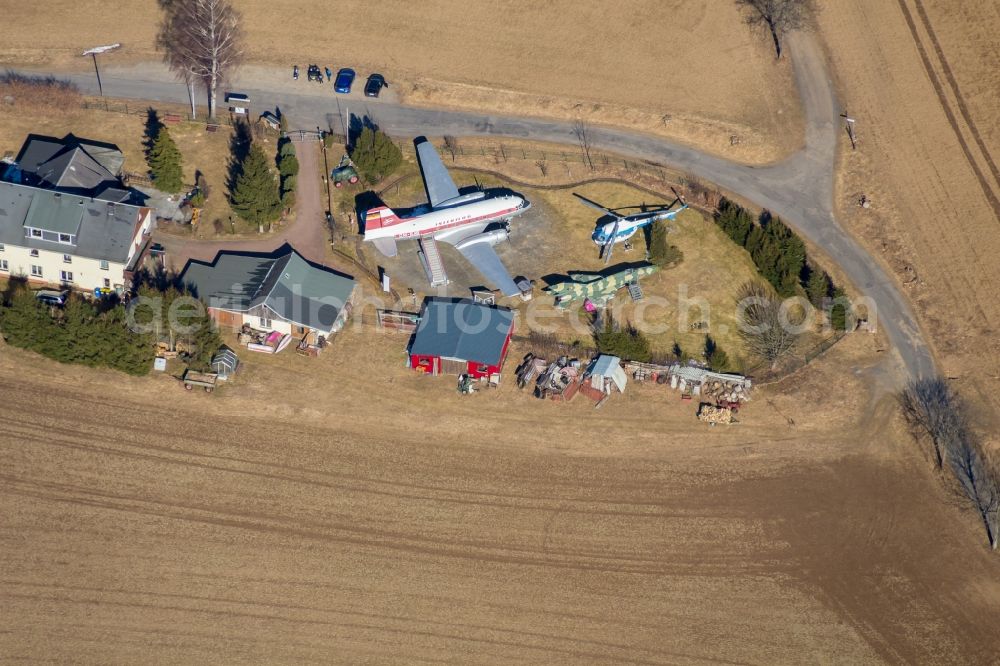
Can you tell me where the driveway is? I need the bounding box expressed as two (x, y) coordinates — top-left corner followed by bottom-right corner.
(13, 33), (935, 381)
(154, 139), (329, 270)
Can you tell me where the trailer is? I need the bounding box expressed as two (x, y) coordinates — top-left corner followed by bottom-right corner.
(182, 369), (218, 393)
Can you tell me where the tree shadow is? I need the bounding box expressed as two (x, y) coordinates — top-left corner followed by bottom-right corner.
(133, 263), (183, 294)
(354, 191), (387, 232)
(347, 113), (379, 152)
(143, 107), (164, 158)
(226, 118), (253, 192)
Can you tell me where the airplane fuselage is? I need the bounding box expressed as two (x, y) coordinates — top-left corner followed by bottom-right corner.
(366, 192), (530, 241)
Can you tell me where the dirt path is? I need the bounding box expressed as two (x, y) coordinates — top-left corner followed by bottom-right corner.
(154, 140), (329, 271)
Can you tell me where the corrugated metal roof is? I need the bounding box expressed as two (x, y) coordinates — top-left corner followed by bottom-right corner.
(409, 300), (514, 365)
(586, 355), (627, 393)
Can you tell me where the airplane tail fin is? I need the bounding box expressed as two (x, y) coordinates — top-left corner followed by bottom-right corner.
(363, 206), (402, 232)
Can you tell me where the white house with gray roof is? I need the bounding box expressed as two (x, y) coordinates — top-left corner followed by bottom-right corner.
(0, 180), (153, 291)
(180, 248), (357, 339)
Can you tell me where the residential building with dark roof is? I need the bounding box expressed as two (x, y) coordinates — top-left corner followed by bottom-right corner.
(180, 248), (357, 339)
(0, 180), (153, 291)
(7, 133), (137, 203)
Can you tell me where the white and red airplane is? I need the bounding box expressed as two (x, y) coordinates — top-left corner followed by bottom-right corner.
(363, 137), (531, 296)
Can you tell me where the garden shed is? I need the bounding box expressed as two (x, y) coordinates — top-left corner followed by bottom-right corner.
(211, 346), (239, 380)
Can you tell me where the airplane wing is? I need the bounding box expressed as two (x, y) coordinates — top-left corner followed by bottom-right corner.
(370, 237), (398, 257)
(415, 137), (460, 207)
(439, 231), (520, 297)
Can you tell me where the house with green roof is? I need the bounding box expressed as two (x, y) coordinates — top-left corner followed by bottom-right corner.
(180, 248), (357, 340)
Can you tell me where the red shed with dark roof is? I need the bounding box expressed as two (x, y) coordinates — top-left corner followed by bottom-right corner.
(408, 299), (515, 379)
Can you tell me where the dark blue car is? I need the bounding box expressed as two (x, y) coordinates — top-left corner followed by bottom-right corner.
(334, 68), (355, 94)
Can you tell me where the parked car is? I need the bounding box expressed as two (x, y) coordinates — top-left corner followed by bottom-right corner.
(334, 68), (356, 94)
(35, 289), (68, 307)
(307, 64), (323, 83)
(292, 65), (299, 80)
(364, 73), (387, 98)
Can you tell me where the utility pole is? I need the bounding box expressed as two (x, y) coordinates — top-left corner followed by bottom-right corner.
(840, 113), (857, 150)
(82, 44), (121, 97)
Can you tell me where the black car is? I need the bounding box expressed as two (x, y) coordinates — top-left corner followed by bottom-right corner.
(307, 64), (323, 83)
(364, 73), (387, 98)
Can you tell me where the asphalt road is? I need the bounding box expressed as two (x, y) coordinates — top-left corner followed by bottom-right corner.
(13, 33), (934, 380)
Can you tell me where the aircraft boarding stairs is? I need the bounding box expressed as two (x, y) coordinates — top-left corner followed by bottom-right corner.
(418, 236), (449, 288)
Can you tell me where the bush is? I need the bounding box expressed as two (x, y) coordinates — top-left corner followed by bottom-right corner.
(278, 154), (299, 178)
(0, 289), (153, 375)
(147, 126), (184, 193)
(806, 266), (832, 307)
(230, 144), (282, 226)
(0, 72), (82, 112)
(279, 139), (296, 158)
(648, 220), (683, 266)
(349, 126), (402, 183)
(714, 198), (809, 297)
(703, 335), (729, 372)
(829, 286), (850, 331)
(594, 313), (651, 362)
(714, 197), (754, 247)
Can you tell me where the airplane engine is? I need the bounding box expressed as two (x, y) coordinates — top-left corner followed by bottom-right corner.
(455, 228), (509, 249)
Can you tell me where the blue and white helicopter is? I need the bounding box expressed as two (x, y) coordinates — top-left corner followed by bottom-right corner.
(574, 189), (687, 264)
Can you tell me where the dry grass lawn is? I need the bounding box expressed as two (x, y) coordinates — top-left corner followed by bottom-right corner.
(525, 185), (764, 361)
(1, 0), (803, 162)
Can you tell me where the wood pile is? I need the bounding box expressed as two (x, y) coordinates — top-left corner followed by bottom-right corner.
(697, 403), (734, 425)
(699, 379), (750, 404)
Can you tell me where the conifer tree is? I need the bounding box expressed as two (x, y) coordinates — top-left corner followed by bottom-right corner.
(230, 144), (282, 226)
(148, 126), (185, 193)
(349, 127), (402, 183)
(806, 267), (832, 307)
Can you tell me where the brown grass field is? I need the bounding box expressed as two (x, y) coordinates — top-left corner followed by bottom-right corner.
(0, 0), (803, 162)
(2, 326), (1000, 663)
(4, 0), (1000, 662)
(819, 0), (1000, 437)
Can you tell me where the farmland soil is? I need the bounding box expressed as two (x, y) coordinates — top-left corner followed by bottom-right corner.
(1, 331), (999, 663)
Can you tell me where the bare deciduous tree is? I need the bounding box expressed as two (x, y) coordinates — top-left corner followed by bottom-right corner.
(735, 0), (816, 59)
(158, 0), (244, 120)
(902, 378), (999, 549)
(572, 118), (595, 170)
(443, 135), (459, 162)
(900, 377), (952, 468)
(735, 281), (800, 368)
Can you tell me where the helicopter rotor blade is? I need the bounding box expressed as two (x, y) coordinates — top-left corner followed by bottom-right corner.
(670, 186), (687, 207)
(574, 192), (623, 218)
(603, 220), (620, 265)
